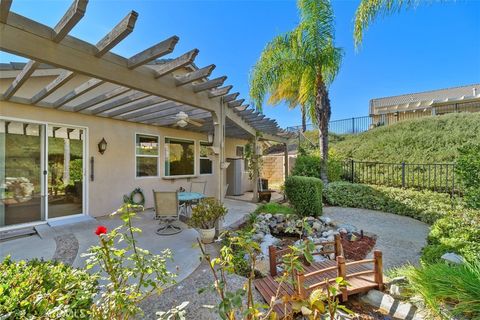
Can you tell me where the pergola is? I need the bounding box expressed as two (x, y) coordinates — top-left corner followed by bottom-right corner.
(0, 0), (292, 201)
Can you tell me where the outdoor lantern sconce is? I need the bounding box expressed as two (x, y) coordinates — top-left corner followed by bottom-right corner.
(98, 137), (107, 155)
(207, 133), (214, 144)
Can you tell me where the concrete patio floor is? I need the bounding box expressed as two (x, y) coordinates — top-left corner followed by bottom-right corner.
(0, 199), (256, 283)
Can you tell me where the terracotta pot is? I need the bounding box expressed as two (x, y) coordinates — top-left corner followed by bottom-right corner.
(198, 227), (216, 244)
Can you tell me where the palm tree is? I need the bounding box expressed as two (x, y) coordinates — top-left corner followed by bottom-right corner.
(250, 0), (343, 183)
(267, 75), (310, 132)
(354, 0), (425, 48)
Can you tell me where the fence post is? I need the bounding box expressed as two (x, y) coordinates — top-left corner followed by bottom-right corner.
(401, 162), (406, 188)
(351, 117), (355, 133)
(374, 251), (384, 291)
(334, 234), (342, 257)
(350, 159), (354, 183)
(297, 272), (306, 298)
(268, 245), (277, 277)
(337, 256), (348, 301)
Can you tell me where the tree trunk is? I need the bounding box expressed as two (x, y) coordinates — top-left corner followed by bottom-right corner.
(301, 104), (307, 132)
(314, 73), (331, 184)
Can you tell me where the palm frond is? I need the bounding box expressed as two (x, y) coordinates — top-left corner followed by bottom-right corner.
(354, 0), (420, 48)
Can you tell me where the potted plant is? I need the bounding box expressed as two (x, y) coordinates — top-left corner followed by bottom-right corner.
(188, 198), (227, 243)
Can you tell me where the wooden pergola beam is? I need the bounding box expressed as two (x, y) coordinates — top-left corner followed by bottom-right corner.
(120, 101), (178, 120)
(0, 0), (12, 23)
(154, 49), (199, 78)
(90, 91), (150, 115)
(106, 96), (167, 117)
(53, 78), (104, 108)
(235, 105), (249, 112)
(3, 0), (87, 100)
(175, 64), (215, 86)
(53, 0), (88, 42)
(223, 92), (239, 103)
(127, 35), (179, 69)
(30, 70), (75, 103)
(193, 76), (227, 93)
(208, 85), (232, 98)
(227, 99), (244, 108)
(2, 60), (40, 99)
(70, 86), (130, 112)
(95, 10), (138, 57)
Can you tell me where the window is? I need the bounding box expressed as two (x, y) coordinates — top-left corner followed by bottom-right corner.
(165, 138), (195, 176)
(135, 134), (159, 177)
(199, 142), (213, 175)
(236, 145), (244, 158)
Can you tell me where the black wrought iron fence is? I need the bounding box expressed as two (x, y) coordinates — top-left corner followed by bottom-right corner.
(340, 160), (459, 195)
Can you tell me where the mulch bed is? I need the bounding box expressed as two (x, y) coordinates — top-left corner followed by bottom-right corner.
(340, 232), (377, 260)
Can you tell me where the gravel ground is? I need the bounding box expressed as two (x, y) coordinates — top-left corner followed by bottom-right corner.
(324, 206), (430, 269)
(52, 233), (79, 265)
(139, 243), (264, 320)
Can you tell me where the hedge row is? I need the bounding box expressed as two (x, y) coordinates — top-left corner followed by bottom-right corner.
(323, 181), (480, 263)
(323, 181), (455, 224)
(285, 176), (323, 217)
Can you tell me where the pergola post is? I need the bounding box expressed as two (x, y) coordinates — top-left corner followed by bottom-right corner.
(212, 102), (225, 236)
(252, 134), (259, 203)
(284, 142), (289, 181)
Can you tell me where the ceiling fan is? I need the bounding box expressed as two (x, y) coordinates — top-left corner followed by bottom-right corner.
(170, 111), (204, 128)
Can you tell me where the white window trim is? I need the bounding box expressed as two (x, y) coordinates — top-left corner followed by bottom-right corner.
(135, 133), (160, 179)
(164, 136), (197, 178)
(199, 141), (213, 176)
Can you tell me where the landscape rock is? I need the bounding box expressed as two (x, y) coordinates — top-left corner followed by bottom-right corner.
(337, 223), (357, 233)
(360, 290), (425, 320)
(441, 252), (464, 264)
(319, 216), (332, 225)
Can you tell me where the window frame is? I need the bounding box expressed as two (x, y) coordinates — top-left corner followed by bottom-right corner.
(164, 136), (197, 178)
(199, 141), (213, 176)
(235, 145), (245, 158)
(135, 133), (160, 179)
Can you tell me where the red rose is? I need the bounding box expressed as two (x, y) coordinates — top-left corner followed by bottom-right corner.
(95, 225), (107, 236)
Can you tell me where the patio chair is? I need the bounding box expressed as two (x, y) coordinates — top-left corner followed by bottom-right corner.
(190, 181), (207, 194)
(152, 190), (182, 235)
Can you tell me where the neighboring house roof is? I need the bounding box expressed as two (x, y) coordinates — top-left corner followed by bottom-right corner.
(370, 84), (480, 114)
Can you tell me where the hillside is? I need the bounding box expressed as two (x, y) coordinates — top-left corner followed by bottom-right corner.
(330, 113), (480, 163)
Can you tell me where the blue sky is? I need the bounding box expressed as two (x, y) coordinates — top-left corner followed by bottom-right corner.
(3, 0), (480, 128)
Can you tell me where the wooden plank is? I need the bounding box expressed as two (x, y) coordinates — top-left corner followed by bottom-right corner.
(30, 70), (75, 103)
(234, 105), (248, 112)
(0, 0), (12, 23)
(120, 100), (178, 120)
(53, 78), (103, 108)
(127, 35), (179, 69)
(102, 95), (164, 117)
(223, 92), (239, 103)
(208, 85), (232, 98)
(3, 60), (40, 99)
(53, 0), (88, 42)
(193, 76), (226, 93)
(175, 64), (215, 86)
(95, 11), (138, 57)
(227, 99), (244, 108)
(71, 86), (130, 112)
(154, 49), (199, 78)
(88, 91), (149, 115)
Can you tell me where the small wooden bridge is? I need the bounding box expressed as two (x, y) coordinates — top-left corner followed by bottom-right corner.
(254, 235), (383, 318)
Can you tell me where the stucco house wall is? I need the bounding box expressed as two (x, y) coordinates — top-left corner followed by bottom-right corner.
(1, 101), (250, 218)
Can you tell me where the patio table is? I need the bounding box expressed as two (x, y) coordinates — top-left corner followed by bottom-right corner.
(178, 192), (206, 217)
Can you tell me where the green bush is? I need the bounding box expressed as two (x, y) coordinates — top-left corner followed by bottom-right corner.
(456, 144), (480, 209)
(285, 176), (323, 217)
(401, 260), (480, 319)
(291, 153), (342, 182)
(427, 209), (480, 263)
(323, 181), (455, 224)
(0, 257), (97, 319)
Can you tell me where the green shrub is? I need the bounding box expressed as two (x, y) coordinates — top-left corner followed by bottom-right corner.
(456, 144), (480, 209)
(255, 202), (295, 215)
(291, 153), (342, 182)
(0, 257), (97, 319)
(323, 181), (455, 224)
(285, 176), (323, 217)
(427, 209), (480, 263)
(401, 260), (480, 319)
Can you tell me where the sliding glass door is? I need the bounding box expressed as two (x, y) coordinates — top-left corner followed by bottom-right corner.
(0, 119), (85, 227)
(47, 126), (84, 219)
(0, 120), (45, 226)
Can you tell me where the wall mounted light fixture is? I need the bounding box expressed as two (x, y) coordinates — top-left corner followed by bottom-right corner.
(98, 137), (107, 154)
